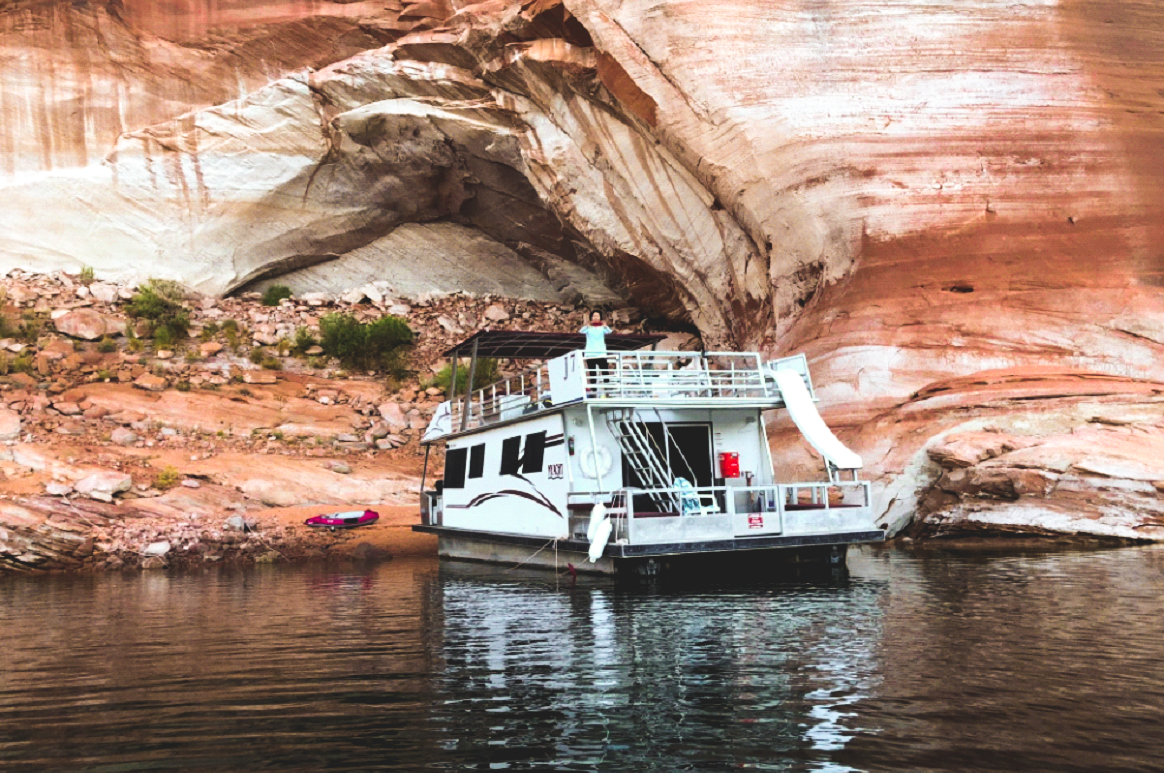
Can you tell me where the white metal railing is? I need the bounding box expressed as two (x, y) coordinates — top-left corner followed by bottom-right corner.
(589, 351), (771, 400)
(449, 360), (553, 431)
(449, 350), (783, 431)
(567, 480), (872, 544)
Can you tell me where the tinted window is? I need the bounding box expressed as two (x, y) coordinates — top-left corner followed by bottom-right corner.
(444, 447), (468, 489)
(500, 436), (522, 476)
(522, 432), (546, 474)
(469, 444), (485, 479)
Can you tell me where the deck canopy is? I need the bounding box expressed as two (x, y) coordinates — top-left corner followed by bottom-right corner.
(443, 330), (666, 359)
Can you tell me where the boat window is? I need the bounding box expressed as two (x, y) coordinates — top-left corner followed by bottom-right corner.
(500, 436), (522, 475)
(499, 431), (547, 475)
(522, 431), (546, 474)
(445, 447), (468, 489)
(469, 444), (485, 479)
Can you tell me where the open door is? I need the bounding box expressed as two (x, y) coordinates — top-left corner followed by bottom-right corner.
(623, 422), (714, 513)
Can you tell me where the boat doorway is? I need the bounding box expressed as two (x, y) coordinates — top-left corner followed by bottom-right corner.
(623, 422), (714, 513)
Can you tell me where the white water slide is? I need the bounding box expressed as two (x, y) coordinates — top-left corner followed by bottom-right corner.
(770, 368), (863, 470)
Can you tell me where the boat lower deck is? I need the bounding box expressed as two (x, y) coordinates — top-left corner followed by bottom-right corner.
(413, 524), (884, 576)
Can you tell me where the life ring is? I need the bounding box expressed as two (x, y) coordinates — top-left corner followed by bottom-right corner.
(579, 446), (613, 479)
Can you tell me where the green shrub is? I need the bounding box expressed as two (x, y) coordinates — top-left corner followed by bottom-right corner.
(126, 281), (190, 344)
(222, 319), (241, 351)
(154, 325), (175, 350)
(249, 347), (266, 365)
(261, 357), (283, 371)
(12, 313), (48, 344)
(79, 266), (95, 285)
(153, 465), (181, 490)
(97, 336), (117, 353)
(431, 357), (500, 394)
(261, 285), (293, 307)
(293, 327), (318, 354)
(176, 380), (192, 392)
(318, 313), (412, 372)
(11, 353), (33, 373)
(199, 321), (219, 342)
(96, 368), (114, 381)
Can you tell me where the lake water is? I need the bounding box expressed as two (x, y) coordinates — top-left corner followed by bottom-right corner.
(3, 545), (1164, 771)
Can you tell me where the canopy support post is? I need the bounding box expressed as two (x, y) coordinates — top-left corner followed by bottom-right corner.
(460, 339), (479, 432)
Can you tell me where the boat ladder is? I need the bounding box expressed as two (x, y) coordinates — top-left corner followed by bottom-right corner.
(606, 410), (679, 512)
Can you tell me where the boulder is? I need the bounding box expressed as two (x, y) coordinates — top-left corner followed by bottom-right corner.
(110, 428), (139, 446)
(224, 515), (257, 532)
(52, 309), (124, 340)
(74, 471), (133, 502)
(88, 283), (119, 303)
(240, 479), (299, 507)
(0, 409), (21, 441)
(143, 541), (171, 556)
(133, 373), (167, 392)
(484, 303), (510, 322)
(377, 402), (409, 432)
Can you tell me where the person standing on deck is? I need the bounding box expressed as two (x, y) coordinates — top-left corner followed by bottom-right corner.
(580, 310), (612, 396)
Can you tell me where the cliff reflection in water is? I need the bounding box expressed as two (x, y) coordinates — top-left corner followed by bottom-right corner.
(429, 563), (887, 769)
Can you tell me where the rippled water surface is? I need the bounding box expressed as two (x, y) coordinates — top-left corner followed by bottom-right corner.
(3, 546), (1164, 771)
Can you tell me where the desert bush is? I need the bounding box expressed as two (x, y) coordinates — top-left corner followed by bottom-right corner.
(261, 285), (293, 307)
(293, 327), (318, 353)
(261, 357), (283, 371)
(126, 280), (190, 344)
(318, 313), (412, 373)
(430, 358), (500, 394)
(79, 266), (95, 285)
(97, 336), (117, 353)
(11, 353), (33, 373)
(153, 465), (181, 490)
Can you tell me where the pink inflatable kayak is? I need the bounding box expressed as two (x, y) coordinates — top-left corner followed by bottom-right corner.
(304, 510), (380, 531)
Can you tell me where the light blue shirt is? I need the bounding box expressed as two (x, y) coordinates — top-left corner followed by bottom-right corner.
(580, 323), (612, 355)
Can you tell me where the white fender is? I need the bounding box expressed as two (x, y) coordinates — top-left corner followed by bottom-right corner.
(587, 502), (607, 541)
(588, 517), (612, 563)
(579, 446), (613, 479)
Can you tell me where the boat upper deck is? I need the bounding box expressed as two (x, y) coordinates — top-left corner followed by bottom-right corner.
(428, 331), (815, 439)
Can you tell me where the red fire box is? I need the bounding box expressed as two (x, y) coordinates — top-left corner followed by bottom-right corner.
(718, 451), (740, 478)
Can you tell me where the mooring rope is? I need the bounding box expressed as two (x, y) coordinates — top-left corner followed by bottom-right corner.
(505, 538), (558, 573)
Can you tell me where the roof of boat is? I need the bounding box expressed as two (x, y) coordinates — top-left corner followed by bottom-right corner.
(443, 329), (667, 359)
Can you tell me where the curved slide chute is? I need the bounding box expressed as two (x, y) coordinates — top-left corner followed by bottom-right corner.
(770, 369), (863, 470)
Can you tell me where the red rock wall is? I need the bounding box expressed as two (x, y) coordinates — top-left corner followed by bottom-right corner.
(1, 0), (1161, 535)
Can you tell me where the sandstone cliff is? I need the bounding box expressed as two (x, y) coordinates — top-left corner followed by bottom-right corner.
(1, 0), (1162, 541)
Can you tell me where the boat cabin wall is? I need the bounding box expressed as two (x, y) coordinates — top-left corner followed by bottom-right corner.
(438, 413), (570, 539)
(561, 407), (774, 502)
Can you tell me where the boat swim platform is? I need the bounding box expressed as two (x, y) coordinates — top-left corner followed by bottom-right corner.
(413, 524), (885, 576)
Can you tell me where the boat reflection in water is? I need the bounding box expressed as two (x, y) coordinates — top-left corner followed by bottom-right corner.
(427, 560), (887, 769)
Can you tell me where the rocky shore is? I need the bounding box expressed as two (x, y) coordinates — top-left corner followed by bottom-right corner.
(0, 271), (664, 575)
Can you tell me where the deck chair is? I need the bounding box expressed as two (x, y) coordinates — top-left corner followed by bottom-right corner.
(674, 477), (719, 516)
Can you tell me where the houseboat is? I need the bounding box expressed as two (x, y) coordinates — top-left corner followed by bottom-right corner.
(414, 330), (883, 576)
